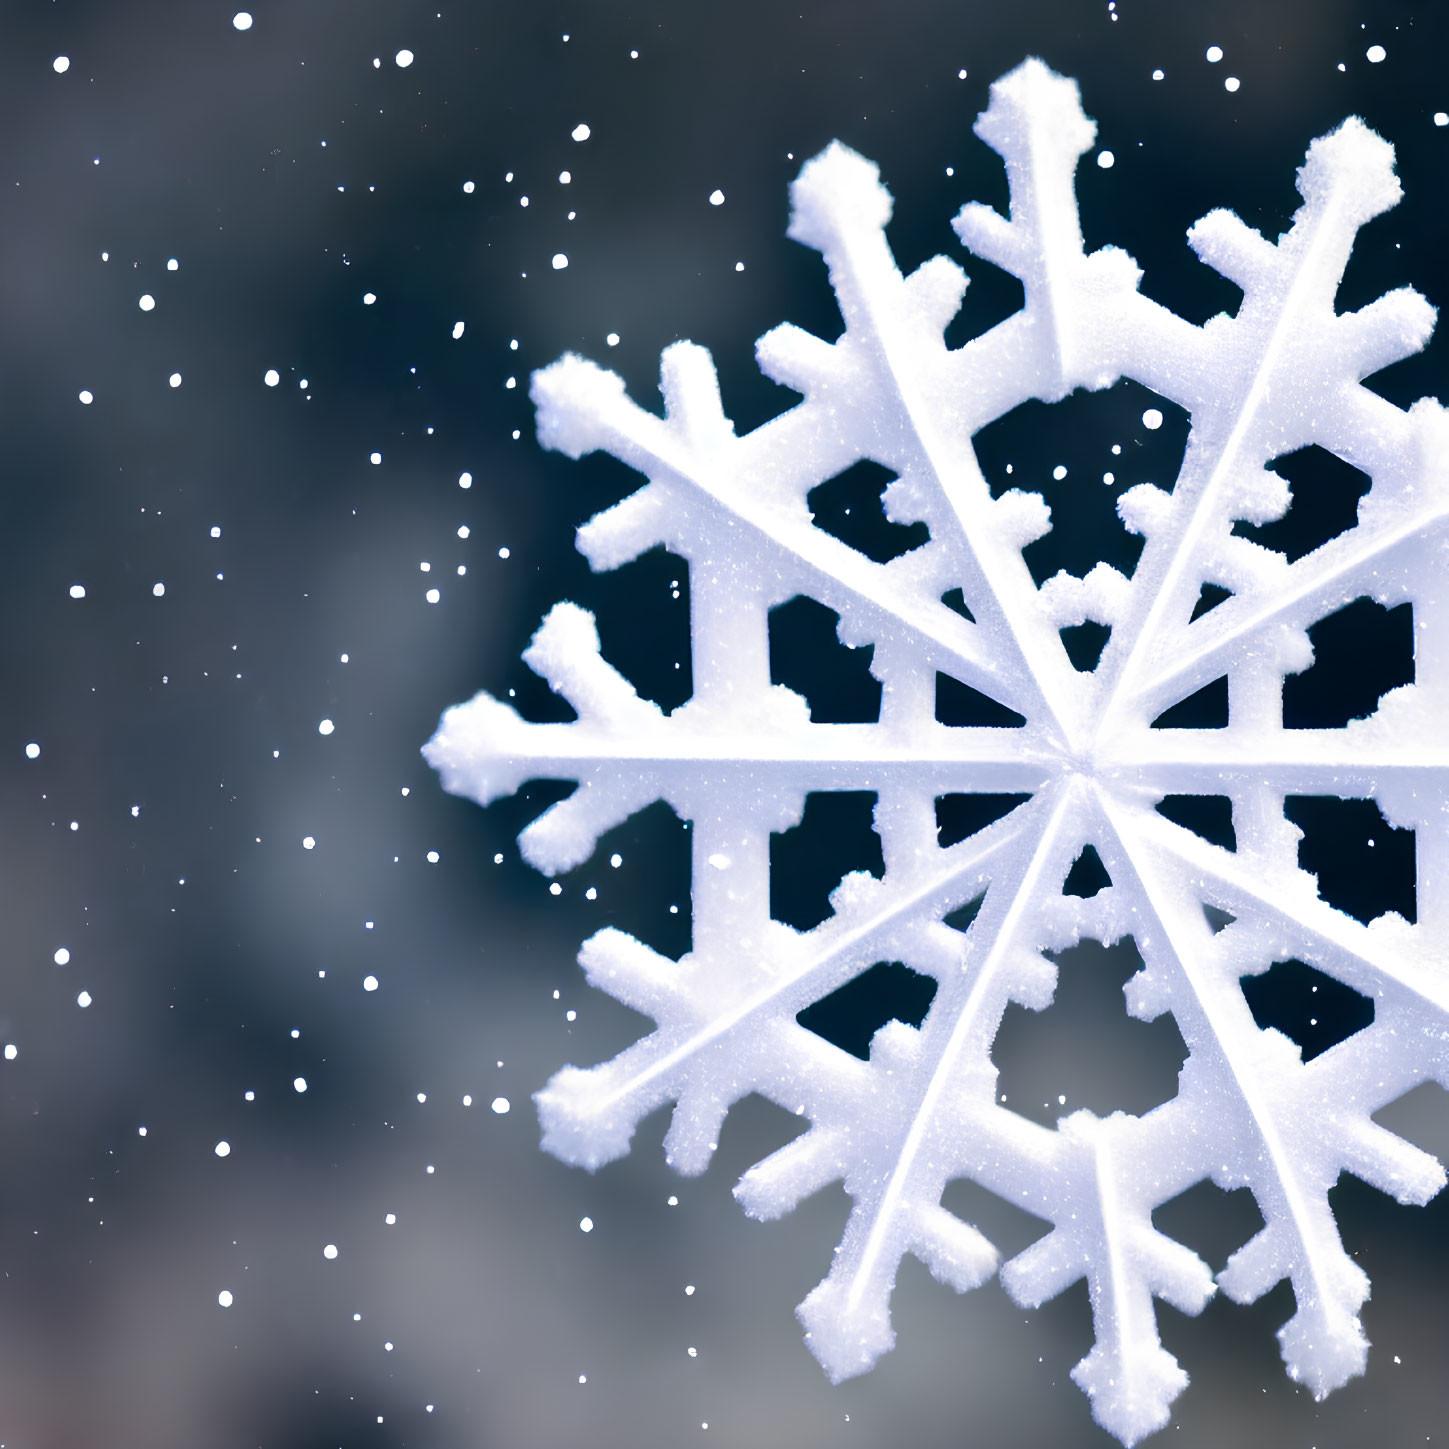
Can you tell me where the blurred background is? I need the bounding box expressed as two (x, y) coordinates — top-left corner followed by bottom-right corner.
(0, 0), (1448, 1445)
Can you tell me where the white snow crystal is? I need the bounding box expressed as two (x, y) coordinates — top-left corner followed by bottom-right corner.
(425, 59), (1449, 1444)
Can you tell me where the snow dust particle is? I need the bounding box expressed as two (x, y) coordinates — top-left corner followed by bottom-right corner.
(167, 258), (179, 271)
(25, 744), (40, 760)
(1225, 76), (1240, 92)
(69, 584), (86, 599)
(427, 850), (440, 863)
(384, 1213), (396, 1225)
(1097, 151), (1114, 169)
(210, 526), (221, 538)
(571, 123), (591, 142)
(168, 373), (182, 388)
(685, 1284), (695, 1295)
(958, 68), (967, 79)
(318, 719), (335, 736)
(1367, 45), (1387, 63)
(1205, 45), (1223, 62)
(709, 189), (725, 205)
(214, 1140), (231, 1158)
(232, 12), (252, 30)
(53, 56), (70, 73)
(559, 170), (572, 184)
(152, 582), (166, 597)
(77, 991), (92, 1008)
(425, 588), (440, 603)
(323, 1243), (338, 1259)
(497, 546), (510, 559)
(458, 471), (473, 489)
(363, 291), (377, 304)
(610, 853), (623, 868)
(369, 451), (382, 465)
(78, 390), (93, 404)
(3, 1045), (15, 1061)
(457, 525), (470, 539)
(1152, 69), (1164, 80)
(552, 253), (569, 270)
(1436, 113), (1449, 127)
(606, 332), (620, 346)
(264, 369), (280, 386)
(294, 1076), (308, 1093)
(463, 180), (475, 193)
(395, 49), (415, 68)
(452, 321), (465, 339)
(1142, 408), (1164, 430)
(218, 1290), (234, 1307)
(579, 1216), (594, 1233)
(139, 294), (156, 311)
(363, 975), (379, 992)
(1052, 465), (1068, 480)
(302, 835), (315, 850)
(491, 1096), (510, 1114)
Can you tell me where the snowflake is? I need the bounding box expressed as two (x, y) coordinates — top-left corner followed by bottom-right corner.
(425, 60), (1449, 1445)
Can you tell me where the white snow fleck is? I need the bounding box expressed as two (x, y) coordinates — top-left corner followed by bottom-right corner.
(214, 1141), (231, 1158)
(231, 12), (252, 30)
(168, 373), (182, 388)
(167, 258), (179, 271)
(452, 321), (466, 339)
(1205, 45), (1223, 62)
(571, 123), (591, 142)
(369, 451), (382, 465)
(1096, 151), (1114, 169)
(364, 292), (377, 305)
(709, 189), (725, 205)
(1367, 45), (1387, 64)
(69, 585), (86, 599)
(294, 1077), (308, 1093)
(1225, 76), (1241, 93)
(427, 850), (440, 863)
(302, 836), (315, 851)
(78, 390), (93, 405)
(152, 582), (165, 597)
(322, 1243), (337, 1259)
(463, 180), (475, 193)
(492, 1096), (510, 1114)
(395, 49), (414, 68)
(318, 719), (334, 736)
(426, 588), (441, 603)
(25, 744), (39, 760)
(76, 992), (91, 1009)
(218, 1290), (234, 1307)
(139, 295), (155, 311)
(264, 369), (280, 386)
(1437, 113), (1449, 128)
(52, 56), (69, 74)
(552, 253), (569, 270)
(458, 471), (473, 489)
(606, 332), (620, 346)
(1152, 69), (1164, 81)
(579, 1217), (593, 1233)
(363, 975), (379, 992)
(1142, 407), (1164, 430)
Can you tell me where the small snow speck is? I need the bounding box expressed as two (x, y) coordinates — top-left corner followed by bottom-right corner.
(152, 582), (166, 597)
(323, 1243), (338, 1259)
(1052, 465), (1068, 481)
(69, 584), (86, 599)
(363, 292), (377, 305)
(395, 49), (414, 67)
(232, 12), (252, 30)
(571, 123), (591, 142)
(1142, 408), (1164, 430)
(214, 1140), (231, 1158)
(139, 294), (156, 312)
(302, 835), (315, 850)
(78, 390), (93, 405)
(452, 321), (465, 339)
(552, 253), (569, 270)
(294, 1076), (308, 1093)
(1205, 45), (1223, 62)
(606, 332), (620, 346)
(458, 471), (473, 489)
(427, 850), (440, 863)
(1096, 151), (1114, 169)
(425, 587), (441, 603)
(168, 373), (182, 388)
(264, 369), (280, 387)
(363, 975), (379, 991)
(498, 546), (510, 559)
(559, 170), (572, 184)
(318, 719), (334, 736)
(1152, 69), (1165, 80)
(463, 180), (475, 193)
(25, 744), (40, 760)
(369, 451), (382, 465)
(77, 991), (92, 1008)
(1224, 76), (1240, 93)
(167, 258), (179, 271)
(218, 1289), (234, 1307)
(709, 189), (725, 206)
(53, 56), (70, 74)
(3, 1045), (15, 1061)
(579, 1216), (594, 1233)
(492, 1096), (510, 1114)
(1436, 113), (1449, 127)
(1367, 45), (1387, 63)
(549, 881), (562, 895)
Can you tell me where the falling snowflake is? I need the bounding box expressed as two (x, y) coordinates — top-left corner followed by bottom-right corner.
(425, 60), (1449, 1445)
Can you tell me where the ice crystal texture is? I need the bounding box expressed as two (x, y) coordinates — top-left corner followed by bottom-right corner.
(425, 60), (1449, 1445)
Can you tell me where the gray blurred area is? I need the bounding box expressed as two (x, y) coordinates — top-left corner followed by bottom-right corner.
(0, 0), (1446, 1445)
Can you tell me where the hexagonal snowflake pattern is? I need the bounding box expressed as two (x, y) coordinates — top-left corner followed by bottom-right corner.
(425, 59), (1449, 1444)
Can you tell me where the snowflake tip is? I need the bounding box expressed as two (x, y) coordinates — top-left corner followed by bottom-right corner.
(974, 57), (1096, 166)
(787, 140), (892, 254)
(1296, 116), (1402, 226)
(531, 353), (628, 460)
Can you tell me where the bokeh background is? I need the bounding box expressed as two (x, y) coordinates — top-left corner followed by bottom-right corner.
(1, 1), (1448, 1445)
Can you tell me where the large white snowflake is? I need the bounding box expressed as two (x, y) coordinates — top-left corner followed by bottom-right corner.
(425, 59), (1449, 1445)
